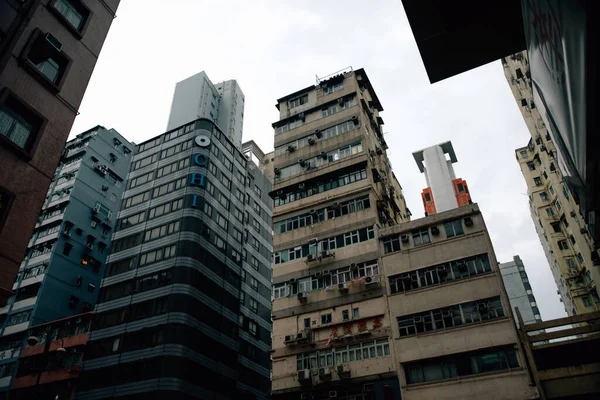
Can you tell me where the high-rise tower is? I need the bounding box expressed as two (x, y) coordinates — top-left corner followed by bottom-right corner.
(76, 119), (273, 400)
(166, 71), (245, 149)
(270, 68), (410, 399)
(413, 141), (471, 216)
(0, 126), (133, 395)
(0, 0), (121, 304)
(504, 52), (600, 315)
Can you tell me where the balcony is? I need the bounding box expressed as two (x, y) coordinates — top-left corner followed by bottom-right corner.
(11, 296), (37, 312)
(12, 366), (81, 389)
(0, 346), (20, 360)
(4, 321), (30, 336)
(13, 273), (45, 291)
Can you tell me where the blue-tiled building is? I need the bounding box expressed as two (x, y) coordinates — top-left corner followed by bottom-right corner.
(76, 119), (273, 400)
(0, 126), (133, 392)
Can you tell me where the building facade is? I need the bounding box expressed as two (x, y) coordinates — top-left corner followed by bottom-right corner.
(166, 71), (245, 149)
(270, 68), (410, 399)
(413, 141), (471, 216)
(9, 312), (93, 399)
(76, 118), (273, 400)
(0, 0), (121, 302)
(380, 205), (537, 400)
(504, 51), (600, 315)
(499, 255), (542, 326)
(0, 127), (132, 393)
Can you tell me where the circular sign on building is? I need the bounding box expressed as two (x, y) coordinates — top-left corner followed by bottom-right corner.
(195, 135), (211, 147)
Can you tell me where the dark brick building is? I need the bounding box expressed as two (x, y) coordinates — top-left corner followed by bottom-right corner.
(0, 0), (120, 302)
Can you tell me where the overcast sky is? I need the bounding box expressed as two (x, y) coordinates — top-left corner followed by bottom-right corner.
(70, 0), (565, 320)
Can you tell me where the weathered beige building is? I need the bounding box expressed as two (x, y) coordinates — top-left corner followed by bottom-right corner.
(270, 68), (410, 399)
(380, 204), (538, 400)
(503, 52), (600, 315)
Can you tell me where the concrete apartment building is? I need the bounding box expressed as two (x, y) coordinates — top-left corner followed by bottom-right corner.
(380, 204), (537, 399)
(499, 255), (542, 326)
(166, 71), (245, 149)
(0, 127), (132, 395)
(504, 51), (600, 315)
(0, 0), (120, 302)
(76, 118), (273, 400)
(270, 68), (410, 399)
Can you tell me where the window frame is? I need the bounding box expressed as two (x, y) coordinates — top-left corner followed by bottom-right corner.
(48, 0), (92, 38)
(19, 29), (73, 93)
(0, 88), (47, 160)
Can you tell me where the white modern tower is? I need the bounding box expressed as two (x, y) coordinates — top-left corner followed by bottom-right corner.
(167, 71), (245, 148)
(413, 141), (471, 216)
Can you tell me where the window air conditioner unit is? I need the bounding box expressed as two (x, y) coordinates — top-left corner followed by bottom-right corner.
(365, 276), (378, 286)
(314, 271), (322, 278)
(350, 263), (357, 271)
(274, 168), (281, 176)
(400, 234), (409, 243)
(298, 112), (305, 121)
(86, 243), (94, 251)
(430, 226), (440, 235)
(351, 116), (359, 125)
(321, 250), (334, 259)
(337, 364), (350, 377)
(328, 390), (337, 398)
(337, 97), (345, 105)
(464, 217), (473, 227)
(322, 270), (330, 275)
(308, 237), (318, 245)
(297, 369), (311, 382)
(298, 183), (306, 189)
(320, 151), (327, 159)
(298, 292), (307, 302)
(308, 137), (316, 145)
(306, 253), (316, 262)
(45, 32), (63, 52)
(299, 159), (306, 167)
(289, 277), (296, 284)
(318, 367), (331, 378)
(296, 332), (305, 341)
(314, 129), (322, 138)
(284, 334), (296, 344)
(287, 145), (296, 153)
(92, 205), (100, 214)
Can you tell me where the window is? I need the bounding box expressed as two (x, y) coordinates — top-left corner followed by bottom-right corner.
(233, 228), (243, 243)
(144, 220), (180, 242)
(249, 276), (258, 291)
(139, 245), (176, 266)
(527, 162), (535, 171)
(546, 207), (555, 217)
(216, 213), (228, 230)
(152, 177), (186, 198)
(50, 0), (90, 33)
(249, 298), (258, 313)
(342, 310), (349, 322)
(251, 257), (260, 271)
(550, 222), (561, 233)
(405, 347), (518, 384)
(240, 291), (245, 305)
(0, 91), (44, 153)
(534, 177), (542, 186)
(63, 243), (72, 256)
(251, 218), (260, 233)
(323, 82), (343, 94)
(556, 200), (562, 211)
(248, 321), (257, 336)
(583, 296), (592, 307)
(253, 201), (261, 215)
(389, 253), (492, 294)
(444, 220), (464, 238)
(160, 140), (192, 159)
(397, 296), (504, 337)
(124, 191), (150, 209)
(289, 94), (308, 108)
(412, 229), (430, 246)
(297, 338), (389, 371)
(217, 192), (230, 210)
(22, 30), (70, 88)
(254, 185), (261, 197)
(353, 308), (360, 319)
(382, 237), (401, 254)
(235, 189), (244, 203)
(519, 150), (528, 158)
(233, 207), (243, 223)
(557, 240), (569, 250)
(222, 176), (232, 190)
(304, 318), (311, 329)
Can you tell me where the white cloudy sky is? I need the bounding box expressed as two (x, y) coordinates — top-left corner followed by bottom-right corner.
(70, 0), (565, 320)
